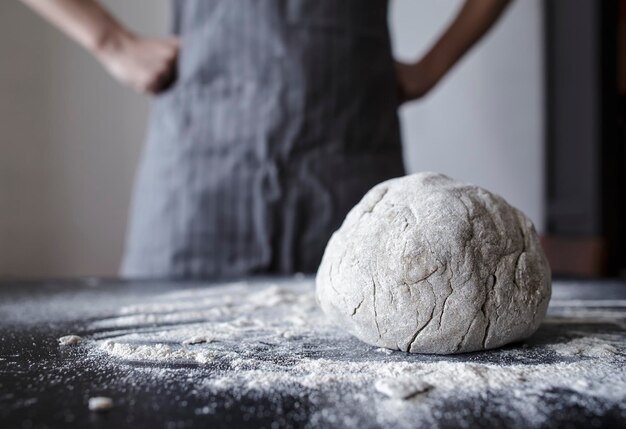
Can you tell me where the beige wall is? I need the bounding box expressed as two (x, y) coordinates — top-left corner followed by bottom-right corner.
(390, 0), (545, 232)
(0, 1), (544, 279)
(0, 1), (168, 278)
(0, 3), (49, 277)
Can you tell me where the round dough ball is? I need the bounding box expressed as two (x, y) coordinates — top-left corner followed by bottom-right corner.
(316, 172), (551, 354)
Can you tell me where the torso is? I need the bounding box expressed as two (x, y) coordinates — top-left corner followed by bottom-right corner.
(122, 0), (405, 279)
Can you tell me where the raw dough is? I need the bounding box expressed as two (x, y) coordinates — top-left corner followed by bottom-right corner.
(316, 172), (551, 354)
(58, 335), (82, 345)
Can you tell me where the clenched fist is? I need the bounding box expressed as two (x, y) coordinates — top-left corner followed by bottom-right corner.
(96, 31), (179, 95)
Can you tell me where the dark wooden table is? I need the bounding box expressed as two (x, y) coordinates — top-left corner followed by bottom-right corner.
(1, 277), (625, 429)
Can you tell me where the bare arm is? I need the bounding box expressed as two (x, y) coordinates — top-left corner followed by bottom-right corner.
(19, 0), (125, 53)
(397, 0), (512, 102)
(19, 0), (179, 94)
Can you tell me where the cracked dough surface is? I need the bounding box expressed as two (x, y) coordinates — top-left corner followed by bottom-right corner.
(316, 172), (551, 354)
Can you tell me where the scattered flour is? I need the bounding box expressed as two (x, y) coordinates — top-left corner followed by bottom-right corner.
(548, 337), (619, 357)
(374, 378), (433, 399)
(100, 340), (214, 365)
(88, 396), (113, 412)
(82, 280), (626, 428)
(182, 336), (213, 345)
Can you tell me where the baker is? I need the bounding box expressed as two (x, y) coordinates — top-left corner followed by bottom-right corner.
(21, 0), (511, 279)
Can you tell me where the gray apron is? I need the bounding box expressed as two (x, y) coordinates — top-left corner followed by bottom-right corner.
(121, 0), (406, 279)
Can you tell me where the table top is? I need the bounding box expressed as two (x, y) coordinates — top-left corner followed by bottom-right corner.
(1, 276), (625, 429)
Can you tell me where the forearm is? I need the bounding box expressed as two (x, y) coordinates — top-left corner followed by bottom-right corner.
(19, 0), (179, 94)
(18, 0), (127, 55)
(421, 0), (512, 78)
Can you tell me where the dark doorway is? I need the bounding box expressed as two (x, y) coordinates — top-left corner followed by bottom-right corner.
(544, 0), (626, 277)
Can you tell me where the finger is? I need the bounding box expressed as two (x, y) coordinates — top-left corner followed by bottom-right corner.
(153, 67), (178, 94)
(147, 79), (162, 94)
(144, 72), (163, 94)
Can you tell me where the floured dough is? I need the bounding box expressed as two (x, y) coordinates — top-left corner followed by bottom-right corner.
(316, 172), (551, 354)
(58, 335), (82, 345)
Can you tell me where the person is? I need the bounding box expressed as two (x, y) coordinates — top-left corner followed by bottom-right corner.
(20, 0), (511, 279)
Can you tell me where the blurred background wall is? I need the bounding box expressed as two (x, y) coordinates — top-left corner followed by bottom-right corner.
(0, 1), (168, 278)
(0, 0), (544, 278)
(391, 0), (544, 231)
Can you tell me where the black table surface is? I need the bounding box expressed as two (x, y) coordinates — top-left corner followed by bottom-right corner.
(1, 276), (625, 429)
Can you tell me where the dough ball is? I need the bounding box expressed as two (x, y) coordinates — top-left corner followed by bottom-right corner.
(316, 172), (551, 354)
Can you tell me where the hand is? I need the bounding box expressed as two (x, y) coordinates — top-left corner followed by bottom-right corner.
(394, 60), (442, 104)
(95, 30), (180, 95)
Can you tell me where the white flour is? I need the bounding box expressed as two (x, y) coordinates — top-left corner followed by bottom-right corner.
(83, 279), (626, 428)
(88, 396), (113, 412)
